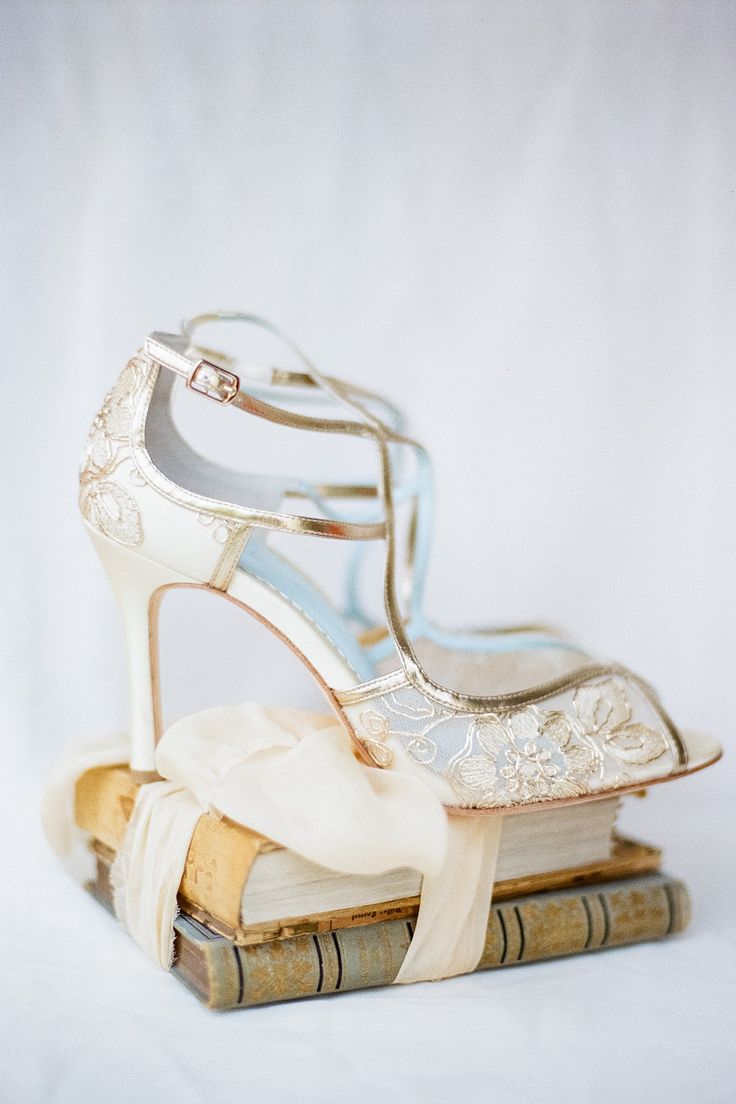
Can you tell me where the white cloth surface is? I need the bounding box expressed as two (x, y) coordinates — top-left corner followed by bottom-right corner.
(4, 2), (736, 1102)
(10, 740), (735, 1104)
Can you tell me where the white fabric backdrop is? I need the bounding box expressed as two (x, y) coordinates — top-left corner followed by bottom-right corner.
(2, 3), (735, 1102)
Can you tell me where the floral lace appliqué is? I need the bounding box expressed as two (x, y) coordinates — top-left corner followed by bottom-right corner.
(572, 679), (667, 765)
(451, 708), (596, 806)
(79, 356), (149, 546)
(352, 676), (669, 808)
(356, 711), (395, 768)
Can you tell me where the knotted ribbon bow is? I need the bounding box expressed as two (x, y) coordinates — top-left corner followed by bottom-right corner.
(43, 703), (504, 984)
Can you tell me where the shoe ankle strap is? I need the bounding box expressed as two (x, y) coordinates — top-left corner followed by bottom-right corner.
(149, 315), (408, 435)
(147, 322), (323, 403)
(146, 331), (243, 404)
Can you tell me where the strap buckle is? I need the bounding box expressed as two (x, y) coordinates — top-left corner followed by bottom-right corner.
(187, 360), (240, 404)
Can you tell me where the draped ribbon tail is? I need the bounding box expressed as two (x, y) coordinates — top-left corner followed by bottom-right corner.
(42, 710), (507, 985)
(110, 781), (204, 969)
(393, 814), (504, 984)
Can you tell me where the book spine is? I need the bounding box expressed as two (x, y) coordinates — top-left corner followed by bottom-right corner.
(77, 766), (266, 933)
(170, 873), (690, 1009)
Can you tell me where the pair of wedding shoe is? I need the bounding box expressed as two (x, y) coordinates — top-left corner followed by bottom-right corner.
(79, 312), (720, 809)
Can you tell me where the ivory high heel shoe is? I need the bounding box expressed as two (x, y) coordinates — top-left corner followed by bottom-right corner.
(79, 312), (720, 805)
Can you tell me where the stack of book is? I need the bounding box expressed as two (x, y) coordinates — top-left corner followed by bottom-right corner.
(76, 765), (690, 1009)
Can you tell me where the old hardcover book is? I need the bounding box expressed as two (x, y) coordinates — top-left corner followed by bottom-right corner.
(76, 764), (662, 944)
(89, 853), (690, 1009)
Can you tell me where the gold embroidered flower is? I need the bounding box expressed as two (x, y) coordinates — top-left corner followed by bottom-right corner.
(451, 707), (594, 806)
(79, 477), (143, 546)
(455, 754), (497, 794)
(499, 744), (559, 800)
(356, 711), (394, 768)
(356, 703), (441, 769)
(573, 679), (666, 764)
(79, 357), (149, 547)
(499, 710), (592, 801)
(351, 675), (671, 809)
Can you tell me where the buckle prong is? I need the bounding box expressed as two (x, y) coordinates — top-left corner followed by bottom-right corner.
(187, 360), (240, 404)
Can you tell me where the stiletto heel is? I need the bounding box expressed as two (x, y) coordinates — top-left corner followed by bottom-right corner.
(79, 312), (720, 808)
(86, 525), (195, 779)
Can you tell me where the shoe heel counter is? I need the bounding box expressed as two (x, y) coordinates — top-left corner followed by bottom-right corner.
(79, 353), (240, 584)
(78, 354), (151, 548)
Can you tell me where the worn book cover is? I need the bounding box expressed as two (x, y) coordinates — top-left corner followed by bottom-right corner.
(90, 853), (689, 1010)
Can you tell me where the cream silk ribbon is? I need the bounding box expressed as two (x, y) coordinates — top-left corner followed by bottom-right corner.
(43, 703), (504, 984)
(393, 814), (503, 984)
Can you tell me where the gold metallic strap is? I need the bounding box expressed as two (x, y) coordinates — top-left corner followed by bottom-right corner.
(146, 330), (418, 447)
(182, 311), (408, 429)
(209, 525), (252, 591)
(146, 317), (685, 733)
(144, 333), (391, 543)
(284, 483), (378, 501)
